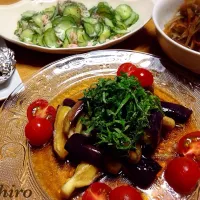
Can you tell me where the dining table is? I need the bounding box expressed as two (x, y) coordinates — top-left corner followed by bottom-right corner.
(0, 0), (169, 108)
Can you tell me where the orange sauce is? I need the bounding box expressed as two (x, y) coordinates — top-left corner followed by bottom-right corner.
(31, 78), (197, 200)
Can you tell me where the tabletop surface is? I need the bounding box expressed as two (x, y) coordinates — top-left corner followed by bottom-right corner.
(0, 0), (167, 106)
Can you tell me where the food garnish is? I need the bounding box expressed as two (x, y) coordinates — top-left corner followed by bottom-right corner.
(15, 1), (139, 48)
(25, 64), (198, 199)
(164, 0), (200, 52)
(81, 74), (162, 151)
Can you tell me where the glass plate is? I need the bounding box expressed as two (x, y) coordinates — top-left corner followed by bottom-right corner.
(0, 50), (199, 200)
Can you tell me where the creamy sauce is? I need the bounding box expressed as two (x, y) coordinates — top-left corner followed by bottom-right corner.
(31, 78), (197, 200)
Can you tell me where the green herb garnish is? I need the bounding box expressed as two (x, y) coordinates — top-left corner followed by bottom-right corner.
(81, 74), (162, 151)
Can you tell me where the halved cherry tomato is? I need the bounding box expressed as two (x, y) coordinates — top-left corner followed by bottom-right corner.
(178, 131), (200, 163)
(25, 118), (53, 147)
(117, 63), (137, 76)
(27, 99), (56, 124)
(129, 68), (154, 87)
(165, 157), (200, 195)
(82, 182), (112, 200)
(109, 185), (142, 200)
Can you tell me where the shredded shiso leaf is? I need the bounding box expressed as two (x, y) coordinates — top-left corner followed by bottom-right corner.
(81, 74), (162, 151)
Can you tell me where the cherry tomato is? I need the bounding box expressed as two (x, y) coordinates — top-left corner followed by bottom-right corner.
(117, 63), (137, 76)
(82, 182), (112, 200)
(27, 99), (56, 124)
(129, 68), (154, 87)
(165, 157), (200, 195)
(109, 185), (142, 200)
(178, 131), (200, 163)
(25, 118), (53, 147)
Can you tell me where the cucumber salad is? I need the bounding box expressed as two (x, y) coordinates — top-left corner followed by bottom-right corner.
(14, 1), (139, 48)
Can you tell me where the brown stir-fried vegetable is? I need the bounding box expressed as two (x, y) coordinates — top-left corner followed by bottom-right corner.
(164, 0), (200, 51)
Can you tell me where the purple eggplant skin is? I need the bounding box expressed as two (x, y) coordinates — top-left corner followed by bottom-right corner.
(161, 101), (192, 123)
(63, 98), (76, 107)
(142, 110), (163, 157)
(148, 110), (163, 147)
(65, 133), (103, 167)
(123, 156), (162, 189)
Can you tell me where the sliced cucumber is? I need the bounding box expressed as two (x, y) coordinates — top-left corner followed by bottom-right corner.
(55, 20), (74, 41)
(124, 12), (138, 27)
(104, 18), (114, 28)
(52, 16), (62, 27)
(98, 25), (110, 44)
(112, 27), (127, 34)
(77, 28), (88, 47)
(84, 22), (97, 38)
(82, 17), (98, 25)
(63, 37), (70, 48)
(20, 20), (29, 30)
(115, 20), (127, 30)
(44, 22), (52, 32)
(30, 23), (43, 35)
(66, 27), (78, 44)
(96, 2), (114, 19)
(21, 11), (36, 20)
(20, 29), (34, 43)
(32, 14), (43, 28)
(37, 35), (44, 46)
(63, 4), (81, 22)
(32, 34), (38, 45)
(95, 23), (103, 36)
(43, 6), (57, 20)
(115, 4), (133, 20)
(44, 28), (60, 48)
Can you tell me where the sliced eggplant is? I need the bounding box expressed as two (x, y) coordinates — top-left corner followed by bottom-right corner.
(63, 98), (76, 107)
(63, 100), (84, 135)
(161, 101), (192, 123)
(54, 106), (71, 159)
(142, 110), (163, 157)
(61, 162), (99, 199)
(123, 156), (162, 189)
(65, 133), (103, 167)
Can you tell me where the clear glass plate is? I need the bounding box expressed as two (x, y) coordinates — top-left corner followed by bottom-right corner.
(0, 50), (199, 200)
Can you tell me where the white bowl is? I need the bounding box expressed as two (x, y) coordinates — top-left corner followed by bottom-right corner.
(153, 0), (200, 74)
(0, 0), (153, 54)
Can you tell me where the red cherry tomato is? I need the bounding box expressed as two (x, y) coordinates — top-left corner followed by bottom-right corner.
(109, 185), (142, 200)
(129, 68), (154, 87)
(117, 63), (137, 76)
(25, 118), (53, 147)
(27, 99), (56, 124)
(165, 157), (200, 195)
(82, 182), (112, 200)
(178, 131), (200, 163)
